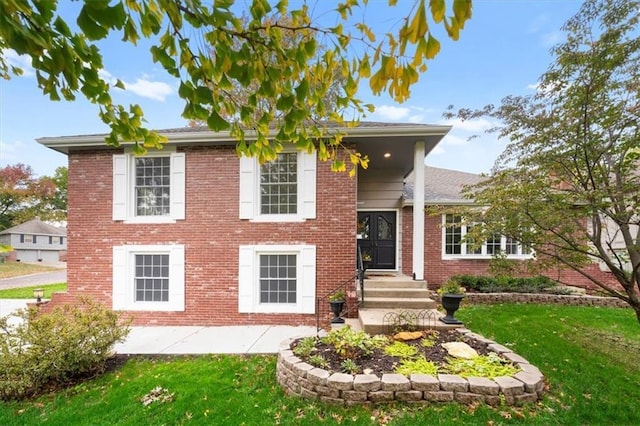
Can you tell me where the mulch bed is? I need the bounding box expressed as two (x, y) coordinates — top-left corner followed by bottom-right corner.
(291, 329), (492, 377)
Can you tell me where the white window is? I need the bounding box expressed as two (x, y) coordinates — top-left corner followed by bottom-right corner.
(112, 245), (185, 311)
(112, 150), (185, 223)
(238, 245), (316, 314)
(442, 214), (532, 259)
(239, 150), (316, 222)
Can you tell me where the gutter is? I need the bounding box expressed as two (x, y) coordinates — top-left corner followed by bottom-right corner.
(37, 124), (452, 154)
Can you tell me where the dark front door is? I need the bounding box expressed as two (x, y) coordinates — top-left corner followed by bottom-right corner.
(357, 211), (396, 270)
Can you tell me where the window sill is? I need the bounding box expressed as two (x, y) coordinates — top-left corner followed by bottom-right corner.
(121, 217), (177, 225)
(442, 255), (533, 261)
(246, 216), (306, 223)
(114, 302), (184, 312)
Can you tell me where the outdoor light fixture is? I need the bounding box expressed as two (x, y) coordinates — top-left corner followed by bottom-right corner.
(33, 288), (44, 303)
(383, 152), (391, 158)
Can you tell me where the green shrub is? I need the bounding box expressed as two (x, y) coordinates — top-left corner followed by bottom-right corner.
(307, 354), (329, 369)
(0, 297), (130, 400)
(321, 326), (388, 360)
(383, 341), (418, 358)
(395, 358), (439, 376)
(454, 274), (556, 293)
(445, 353), (520, 378)
(292, 336), (317, 357)
(340, 358), (360, 374)
(421, 331), (439, 348)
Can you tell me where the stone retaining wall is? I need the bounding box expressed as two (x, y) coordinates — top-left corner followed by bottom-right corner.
(277, 328), (545, 406)
(461, 292), (628, 308)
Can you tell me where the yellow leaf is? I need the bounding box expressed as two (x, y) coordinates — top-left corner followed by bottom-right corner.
(407, 0), (428, 43)
(425, 33), (441, 59)
(429, 0), (445, 23)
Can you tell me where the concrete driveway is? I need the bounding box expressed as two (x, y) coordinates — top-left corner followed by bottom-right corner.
(0, 269), (66, 290)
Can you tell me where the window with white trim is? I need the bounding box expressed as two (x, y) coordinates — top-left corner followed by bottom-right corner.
(135, 157), (171, 216)
(259, 254), (297, 303)
(239, 150), (316, 222)
(112, 245), (185, 311)
(442, 214), (532, 259)
(260, 153), (298, 215)
(135, 254), (169, 302)
(238, 245), (316, 313)
(112, 150), (185, 223)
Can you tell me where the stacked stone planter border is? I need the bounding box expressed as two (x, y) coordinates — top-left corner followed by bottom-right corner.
(276, 328), (545, 406)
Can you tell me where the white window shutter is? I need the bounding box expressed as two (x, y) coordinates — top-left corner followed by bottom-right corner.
(169, 245), (185, 311)
(112, 155), (128, 221)
(238, 246), (254, 312)
(299, 245), (316, 313)
(112, 246), (127, 310)
(239, 156), (255, 219)
(170, 152), (186, 220)
(300, 151), (317, 219)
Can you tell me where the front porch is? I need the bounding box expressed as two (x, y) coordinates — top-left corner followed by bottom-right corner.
(320, 273), (462, 334)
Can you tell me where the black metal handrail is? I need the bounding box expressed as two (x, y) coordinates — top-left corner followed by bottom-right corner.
(315, 247), (366, 333)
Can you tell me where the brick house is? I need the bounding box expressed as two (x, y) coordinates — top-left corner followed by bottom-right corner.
(405, 167), (619, 291)
(38, 122), (452, 326)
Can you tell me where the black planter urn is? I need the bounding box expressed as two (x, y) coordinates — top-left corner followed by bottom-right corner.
(329, 300), (345, 324)
(439, 294), (464, 324)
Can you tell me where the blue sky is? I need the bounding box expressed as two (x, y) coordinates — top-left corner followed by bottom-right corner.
(0, 0), (584, 178)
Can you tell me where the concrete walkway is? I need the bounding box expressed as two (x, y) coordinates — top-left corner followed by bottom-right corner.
(0, 299), (317, 354)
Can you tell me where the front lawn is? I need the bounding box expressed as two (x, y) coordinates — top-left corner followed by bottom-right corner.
(0, 283), (67, 299)
(0, 262), (62, 279)
(1, 304), (639, 425)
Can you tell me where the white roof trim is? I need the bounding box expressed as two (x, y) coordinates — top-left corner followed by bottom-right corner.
(37, 124), (452, 154)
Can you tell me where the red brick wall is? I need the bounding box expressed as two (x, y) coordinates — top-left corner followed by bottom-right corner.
(48, 146), (356, 326)
(402, 207), (620, 291)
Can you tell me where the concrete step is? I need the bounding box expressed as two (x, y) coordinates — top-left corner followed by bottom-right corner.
(364, 279), (427, 289)
(362, 287), (432, 299)
(358, 308), (462, 335)
(362, 297), (437, 310)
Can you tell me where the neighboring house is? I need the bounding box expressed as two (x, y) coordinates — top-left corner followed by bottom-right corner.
(38, 122), (450, 326)
(0, 218), (67, 263)
(403, 166), (619, 290)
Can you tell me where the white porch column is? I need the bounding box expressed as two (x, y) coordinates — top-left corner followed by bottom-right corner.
(412, 141), (426, 281)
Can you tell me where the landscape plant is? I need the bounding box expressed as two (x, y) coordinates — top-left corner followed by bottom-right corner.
(320, 326), (388, 360)
(395, 358), (439, 377)
(454, 274), (558, 293)
(445, 352), (519, 378)
(0, 297), (130, 400)
(383, 341), (419, 358)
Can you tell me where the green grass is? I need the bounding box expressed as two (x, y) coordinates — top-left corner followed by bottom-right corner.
(1, 304), (639, 425)
(0, 262), (61, 279)
(0, 283), (67, 299)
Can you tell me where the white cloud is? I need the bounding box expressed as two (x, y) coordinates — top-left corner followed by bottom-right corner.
(374, 105), (411, 120)
(97, 69), (174, 101)
(123, 77), (174, 101)
(439, 117), (497, 133)
(98, 69), (117, 85)
(2, 49), (34, 77)
(441, 133), (468, 146)
(526, 82), (540, 91)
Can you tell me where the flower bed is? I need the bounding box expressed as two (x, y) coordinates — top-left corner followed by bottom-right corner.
(276, 328), (544, 406)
